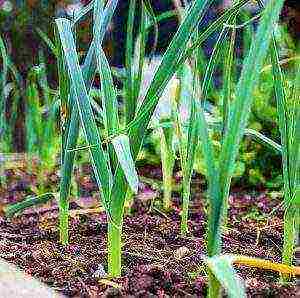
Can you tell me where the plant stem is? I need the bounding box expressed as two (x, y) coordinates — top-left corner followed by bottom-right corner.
(207, 270), (221, 298)
(59, 109), (79, 245)
(59, 196), (69, 246)
(281, 207), (300, 281)
(161, 131), (174, 211)
(108, 219), (123, 277)
(180, 177), (190, 235)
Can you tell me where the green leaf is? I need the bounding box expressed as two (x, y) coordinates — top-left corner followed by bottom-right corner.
(208, 0), (285, 257)
(124, 0), (137, 124)
(0, 35), (9, 146)
(36, 28), (57, 56)
(94, 0), (119, 138)
(205, 255), (246, 298)
(112, 134), (139, 194)
(57, 0), (119, 245)
(73, 0), (95, 24)
(96, 48), (119, 137)
(244, 128), (282, 154)
(5, 193), (55, 218)
(56, 18), (112, 204)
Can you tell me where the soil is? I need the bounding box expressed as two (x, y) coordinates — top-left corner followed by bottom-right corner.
(0, 166), (298, 297)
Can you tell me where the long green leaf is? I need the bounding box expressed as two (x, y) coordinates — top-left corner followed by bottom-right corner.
(73, 0), (95, 24)
(5, 193), (55, 218)
(290, 58), (300, 197)
(58, 0), (119, 244)
(209, 0), (285, 257)
(112, 134), (139, 194)
(106, 0), (214, 276)
(0, 35), (8, 148)
(56, 18), (113, 202)
(205, 255), (246, 298)
(94, 1), (119, 138)
(244, 128), (282, 154)
(124, 0), (137, 124)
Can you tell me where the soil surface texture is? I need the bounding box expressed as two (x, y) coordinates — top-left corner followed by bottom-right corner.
(0, 167), (298, 297)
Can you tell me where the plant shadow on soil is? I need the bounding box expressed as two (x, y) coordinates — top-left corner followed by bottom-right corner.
(0, 166), (298, 297)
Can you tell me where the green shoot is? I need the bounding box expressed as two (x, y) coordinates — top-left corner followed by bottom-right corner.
(205, 254), (300, 298)
(191, 0), (285, 296)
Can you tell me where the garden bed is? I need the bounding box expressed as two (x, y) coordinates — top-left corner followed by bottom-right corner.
(0, 167), (298, 297)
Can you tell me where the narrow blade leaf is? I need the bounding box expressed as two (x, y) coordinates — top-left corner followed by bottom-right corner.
(112, 134), (139, 194)
(205, 255), (246, 298)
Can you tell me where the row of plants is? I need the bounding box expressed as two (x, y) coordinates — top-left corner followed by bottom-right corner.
(1, 0), (299, 297)
(54, 0), (299, 297)
(0, 1), (297, 189)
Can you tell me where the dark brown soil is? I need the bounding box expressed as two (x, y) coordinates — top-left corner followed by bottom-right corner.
(0, 167), (298, 297)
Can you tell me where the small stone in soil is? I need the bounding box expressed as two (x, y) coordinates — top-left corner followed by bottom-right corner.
(93, 264), (107, 278)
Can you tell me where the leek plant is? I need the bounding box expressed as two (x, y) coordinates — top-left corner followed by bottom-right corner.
(191, 0), (285, 296)
(56, 0), (231, 277)
(272, 48), (300, 278)
(205, 253), (300, 298)
(251, 0), (300, 279)
(160, 116), (176, 211)
(56, 0), (282, 282)
(0, 36), (22, 153)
